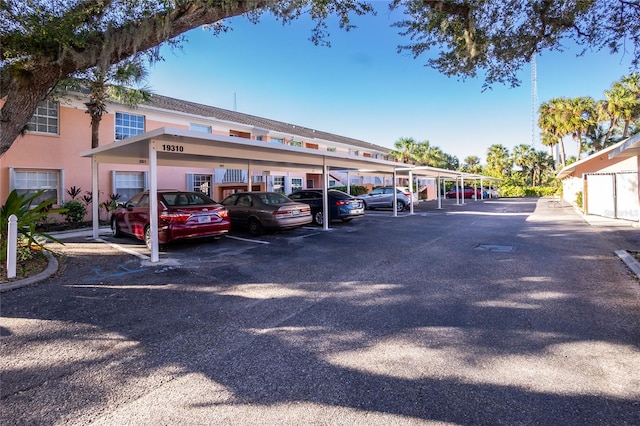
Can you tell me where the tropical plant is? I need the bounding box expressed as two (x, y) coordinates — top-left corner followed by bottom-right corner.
(539, 98), (569, 168)
(61, 57), (153, 149)
(462, 156), (483, 174)
(66, 186), (83, 200)
(562, 96), (597, 160)
(390, 137), (421, 164)
(60, 200), (88, 226)
(0, 190), (65, 262)
(485, 144), (511, 177)
(99, 193), (122, 221)
(419, 145), (449, 169)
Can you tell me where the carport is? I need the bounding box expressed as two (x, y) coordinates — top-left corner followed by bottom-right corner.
(394, 167), (500, 209)
(81, 127), (412, 262)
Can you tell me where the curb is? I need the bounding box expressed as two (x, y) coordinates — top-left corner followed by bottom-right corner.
(0, 251), (59, 292)
(615, 250), (640, 279)
(0, 227), (111, 292)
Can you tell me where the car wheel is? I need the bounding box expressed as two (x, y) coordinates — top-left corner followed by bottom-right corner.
(144, 226), (152, 249)
(396, 201), (405, 212)
(111, 216), (122, 237)
(144, 226), (166, 251)
(248, 218), (264, 236)
(313, 210), (324, 226)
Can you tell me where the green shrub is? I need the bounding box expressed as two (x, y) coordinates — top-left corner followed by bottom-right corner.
(61, 200), (87, 225)
(497, 184), (558, 197)
(332, 185), (368, 196)
(575, 191), (583, 209)
(499, 184), (526, 197)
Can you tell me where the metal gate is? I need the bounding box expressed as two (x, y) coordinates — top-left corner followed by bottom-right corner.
(585, 172), (638, 220)
(615, 171), (639, 221)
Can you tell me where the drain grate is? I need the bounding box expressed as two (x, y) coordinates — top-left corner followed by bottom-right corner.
(475, 244), (514, 252)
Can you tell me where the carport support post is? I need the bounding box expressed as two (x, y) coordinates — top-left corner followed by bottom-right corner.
(246, 161), (252, 191)
(460, 175), (465, 204)
(346, 172), (350, 195)
(322, 161), (329, 230)
(149, 141), (159, 262)
(392, 169), (398, 217)
(409, 171), (414, 214)
(91, 157), (100, 239)
(437, 177), (442, 209)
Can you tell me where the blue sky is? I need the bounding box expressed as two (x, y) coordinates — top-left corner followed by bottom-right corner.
(147, 3), (635, 163)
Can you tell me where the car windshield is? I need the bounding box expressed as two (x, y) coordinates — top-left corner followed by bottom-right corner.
(329, 190), (351, 199)
(257, 193), (291, 205)
(162, 192), (216, 206)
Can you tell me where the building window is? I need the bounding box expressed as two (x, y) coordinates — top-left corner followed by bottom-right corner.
(290, 140), (302, 147)
(327, 147), (337, 152)
(112, 171), (147, 201)
(190, 123), (211, 133)
(223, 169), (244, 183)
(115, 112), (145, 140)
(27, 100), (59, 134)
(272, 176), (285, 193)
(291, 178), (303, 192)
(229, 130), (251, 139)
(187, 173), (213, 198)
(329, 179), (337, 187)
(271, 137), (284, 144)
(11, 169), (62, 205)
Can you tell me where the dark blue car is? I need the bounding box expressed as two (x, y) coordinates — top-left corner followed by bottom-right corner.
(287, 189), (365, 225)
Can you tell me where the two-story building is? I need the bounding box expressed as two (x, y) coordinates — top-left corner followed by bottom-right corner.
(2, 91), (430, 222)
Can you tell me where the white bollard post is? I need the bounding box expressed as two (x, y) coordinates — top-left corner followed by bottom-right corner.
(7, 214), (17, 279)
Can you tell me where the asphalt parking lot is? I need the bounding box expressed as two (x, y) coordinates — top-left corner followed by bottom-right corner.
(1, 197), (639, 425)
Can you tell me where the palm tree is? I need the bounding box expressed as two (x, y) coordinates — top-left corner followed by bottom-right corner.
(390, 137), (420, 164)
(530, 150), (554, 186)
(462, 155), (483, 174)
(62, 56), (153, 149)
(485, 144), (511, 177)
(512, 144), (535, 185)
(618, 73), (640, 137)
(539, 98), (568, 168)
(415, 140), (448, 168)
(562, 96), (596, 160)
(601, 74), (640, 141)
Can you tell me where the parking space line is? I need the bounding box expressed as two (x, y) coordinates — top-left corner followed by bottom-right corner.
(95, 238), (150, 260)
(225, 235), (270, 244)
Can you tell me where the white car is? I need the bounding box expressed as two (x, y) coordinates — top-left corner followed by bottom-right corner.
(484, 186), (499, 198)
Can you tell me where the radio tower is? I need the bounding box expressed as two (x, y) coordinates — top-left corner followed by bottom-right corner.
(531, 51), (539, 147)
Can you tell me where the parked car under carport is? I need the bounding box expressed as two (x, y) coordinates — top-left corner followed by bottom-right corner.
(220, 191), (312, 235)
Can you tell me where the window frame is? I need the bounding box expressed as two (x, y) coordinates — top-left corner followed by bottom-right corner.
(111, 170), (148, 202)
(9, 167), (64, 206)
(26, 100), (59, 135)
(187, 173), (214, 198)
(115, 111), (145, 141)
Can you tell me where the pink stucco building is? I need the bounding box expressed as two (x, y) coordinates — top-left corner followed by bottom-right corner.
(1, 92), (405, 222)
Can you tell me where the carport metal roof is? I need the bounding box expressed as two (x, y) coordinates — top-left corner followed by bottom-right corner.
(81, 127), (404, 173)
(81, 127), (411, 262)
(81, 127), (497, 262)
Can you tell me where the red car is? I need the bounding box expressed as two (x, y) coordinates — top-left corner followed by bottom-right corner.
(111, 190), (231, 248)
(445, 186), (482, 199)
